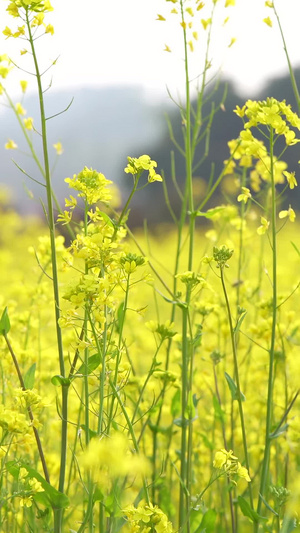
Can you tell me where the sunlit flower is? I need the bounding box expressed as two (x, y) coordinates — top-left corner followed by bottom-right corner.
(257, 216), (270, 235)
(263, 17), (273, 27)
(20, 496), (33, 508)
(5, 139), (18, 149)
(45, 24), (54, 35)
(283, 170), (297, 189)
(53, 142), (63, 155)
(24, 117), (34, 130)
(57, 210), (72, 225)
(201, 18), (211, 30)
(15, 102), (26, 115)
(20, 80), (28, 93)
(213, 449), (238, 469)
(237, 187), (252, 203)
(279, 205), (296, 222)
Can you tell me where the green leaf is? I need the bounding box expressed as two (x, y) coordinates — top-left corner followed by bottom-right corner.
(195, 207), (226, 218)
(200, 433), (214, 451)
(213, 395), (226, 423)
(96, 210), (115, 228)
(93, 486), (104, 503)
(173, 417), (189, 428)
(6, 461), (69, 509)
(238, 496), (268, 524)
(0, 307), (10, 335)
(234, 311), (247, 335)
(259, 493), (279, 516)
(115, 302), (125, 334)
(194, 509), (217, 533)
(171, 389), (181, 418)
(75, 352), (101, 376)
(291, 241), (300, 257)
(225, 372), (246, 402)
(280, 515), (298, 533)
(24, 363), (36, 390)
(80, 424), (97, 440)
(269, 423), (289, 440)
(51, 375), (71, 387)
(185, 391), (197, 420)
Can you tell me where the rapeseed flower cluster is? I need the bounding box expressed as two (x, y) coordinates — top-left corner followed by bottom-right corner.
(123, 500), (174, 533)
(225, 98), (299, 233)
(213, 448), (251, 484)
(125, 155), (162, 183)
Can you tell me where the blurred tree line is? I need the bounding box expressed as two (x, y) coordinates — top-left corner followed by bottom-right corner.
(126, 69), (300, 226)
(1, 69), (299, 226)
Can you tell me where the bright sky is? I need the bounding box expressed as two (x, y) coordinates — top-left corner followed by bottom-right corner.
(0, 0), (300, 102)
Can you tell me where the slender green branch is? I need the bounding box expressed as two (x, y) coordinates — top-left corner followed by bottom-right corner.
(3, 332), (50, 483)
(26, 11), (68, 531)
(256, 127), (278, 522)
(220, 267), (254, 511)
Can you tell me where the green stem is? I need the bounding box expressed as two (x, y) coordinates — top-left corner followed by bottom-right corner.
(108, 377), (150, 504)
(106, 273), (130, 435)
(115, 178), (139, 236)
(3, 90), (74, 240)
(131, 341), (163, 426)
(220, 267), (254, 511)
(256, 127), (277, 523)
(213, 364), (236, 533)
(273, 2), (300, 113)
(178, 2), (195, 529)
(4, 332), (50, 483)
(26, 12), (67, 531)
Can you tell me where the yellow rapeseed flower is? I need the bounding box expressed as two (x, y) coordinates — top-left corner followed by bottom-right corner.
(45, 24), (54, 34)
(257, 216), (270, 235)
(237, 187), (252, 203)
(5, 139), (18, 149)
(283, 170), (298, 189)
(24, 117), (34, 130)
(15, 102), (26, 115)
(228, 37), (236, 48)
(263, 17), (273, 27)
(53, 141), (63, 155)
(279, 205), (296, 222)
(201, 18), (211, 30)
(20, 80), (28, 93)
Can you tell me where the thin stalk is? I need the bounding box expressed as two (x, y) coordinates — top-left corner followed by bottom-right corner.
(256, 127), (277, 523)
(115, 179), (139, 235)
(106, 273), (131, 435)
(26, 12), (67, 530)
(131, 341), (163, 426)
(220, 267), (254, 511)
(97, 305), (107, 436)
(213, 364), (236, 533)
(273, 2), (300, 113)
(3, 91), (75, 241)
(26, 10), (65, 378)
(178, 2), (195, 529)
(83, 203), (90, 448)
(108, 377), (150, 504)
(3, 333), (50, 483)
